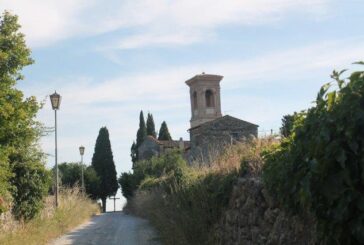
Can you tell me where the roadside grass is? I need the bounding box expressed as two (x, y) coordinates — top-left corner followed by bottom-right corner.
(0, 188), (100, 245)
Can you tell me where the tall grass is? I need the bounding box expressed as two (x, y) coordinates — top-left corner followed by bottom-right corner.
(0, 187), (99, 245)
(126, 138), (275, 245)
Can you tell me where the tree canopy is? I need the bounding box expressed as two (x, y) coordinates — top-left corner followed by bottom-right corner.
(146, 113), (156, 138)
(131, 110), (147, 165)
(0, 11), (50, 220)
(136, 110), (147, 147)
(56, 162), (100, 200)
(91, 127), (118, 212)
(158, 121), (172, 141)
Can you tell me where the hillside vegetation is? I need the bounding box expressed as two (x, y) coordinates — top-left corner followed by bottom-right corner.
(120, 66), (364, 245)
(120, 139), (272, 244)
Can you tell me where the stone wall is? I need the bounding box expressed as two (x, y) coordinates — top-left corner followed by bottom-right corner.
(138, 137), (161, 161)
(189, 115), (258, 164)
(213, 177), (317, 245)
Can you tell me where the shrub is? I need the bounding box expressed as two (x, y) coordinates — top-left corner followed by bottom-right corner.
(119, 172), (137, 199)
(128, 168), (238, 245)
(119, 150), (188, 199)
(263, 67), (364, 244)
(280, 111), (306, 138)
(11, 160), (51, 221)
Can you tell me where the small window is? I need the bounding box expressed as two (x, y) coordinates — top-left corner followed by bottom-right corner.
(205, 90), (215, 107)
(193, 91), (198, 109)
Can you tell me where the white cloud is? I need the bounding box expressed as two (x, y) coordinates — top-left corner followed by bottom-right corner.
(1, 0), (329, 48)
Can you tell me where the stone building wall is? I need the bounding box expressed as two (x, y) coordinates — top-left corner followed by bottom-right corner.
(189, 115), (258, 164)
(138, 137), (161, 161)
(213, 177), (317, 245)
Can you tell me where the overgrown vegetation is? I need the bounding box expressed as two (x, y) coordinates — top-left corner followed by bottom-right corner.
(0, 11), (51, 221)
(263, 67), (364, 244)
(0, 188), (100, 245)
(120, 139), (270, 244)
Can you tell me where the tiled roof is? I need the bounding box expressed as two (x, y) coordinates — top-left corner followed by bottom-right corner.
(145, 135), (190, 149)
(188, 115), (259, 131)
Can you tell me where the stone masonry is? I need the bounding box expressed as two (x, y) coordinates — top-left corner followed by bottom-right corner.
(213, 177), (317, 245)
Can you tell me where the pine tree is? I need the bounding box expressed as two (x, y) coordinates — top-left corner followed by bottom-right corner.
(91, 127), (118, 212)
(146, 113), (156, 138)
(158, 121), (172, 140)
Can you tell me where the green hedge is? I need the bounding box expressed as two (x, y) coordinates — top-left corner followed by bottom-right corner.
(263, 67), (364, 244)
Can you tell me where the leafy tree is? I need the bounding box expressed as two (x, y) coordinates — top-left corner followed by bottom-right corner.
(0, 11), (49, 220)
(84, 166), (100, 200)
(146, 113), (156, 138)
(118, 172), (136, 199)
(158, 121), (172, 140)
(57, 163), (100, 199)
(280, 114), (295, 137)
(91, 127), (118, 212)
(280, 112), (305, 137)
(58, 162), (82, 187)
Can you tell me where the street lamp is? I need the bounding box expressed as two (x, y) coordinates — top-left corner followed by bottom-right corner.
(50, 91), (61, 207)
(79, 146), (85, 193)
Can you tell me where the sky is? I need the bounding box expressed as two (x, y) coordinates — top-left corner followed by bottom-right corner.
(1, 0), (364, 181)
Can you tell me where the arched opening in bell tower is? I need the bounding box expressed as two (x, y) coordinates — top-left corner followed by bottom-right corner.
(205, 90), (215, 108)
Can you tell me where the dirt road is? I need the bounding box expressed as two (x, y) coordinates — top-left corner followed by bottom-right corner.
(50, 212), (160, 245)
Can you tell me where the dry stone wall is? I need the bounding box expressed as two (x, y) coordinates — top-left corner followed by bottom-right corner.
(214, 177), (317, 245)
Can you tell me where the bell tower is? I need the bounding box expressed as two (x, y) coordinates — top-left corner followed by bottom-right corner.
(186, 73), (223, 128)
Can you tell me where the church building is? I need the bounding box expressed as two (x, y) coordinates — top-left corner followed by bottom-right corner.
(138, 73), (258, 164)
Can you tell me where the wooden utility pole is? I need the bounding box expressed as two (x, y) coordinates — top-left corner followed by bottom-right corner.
(109, 196), (120, 212)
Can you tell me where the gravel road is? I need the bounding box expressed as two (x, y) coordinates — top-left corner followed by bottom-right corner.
(50, 212), (160, 245)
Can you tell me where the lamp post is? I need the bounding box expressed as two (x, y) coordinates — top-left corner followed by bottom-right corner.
(50, 91), (61, 207)
(79, 146), (85, 193)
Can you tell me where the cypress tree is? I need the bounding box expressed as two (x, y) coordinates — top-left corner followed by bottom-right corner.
(158, 121), (172, 140)
(130, 141), (137, 167)
(146, 113), (157, 138)
(136, 111), (147, 147)
(91, 127), (118, 212)
(133, 110), (147, 162)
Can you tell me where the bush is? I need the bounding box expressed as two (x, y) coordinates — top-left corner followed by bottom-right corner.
(0, 148), (12, 213)
(280, 112), (306, 138)
(11, 160), (51, 221)
(119, 150), (188, 199)
(119, 172), (137, 199)
(263, 67), (364, 244)
(127, 168), (238, 245)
